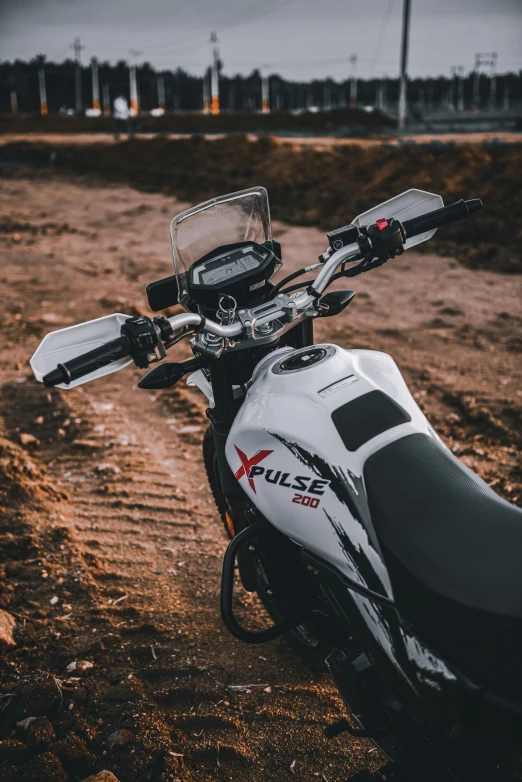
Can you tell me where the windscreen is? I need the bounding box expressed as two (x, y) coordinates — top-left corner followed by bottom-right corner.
(170, 187), (272, 302)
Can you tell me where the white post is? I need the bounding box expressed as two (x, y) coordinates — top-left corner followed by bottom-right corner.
(38, 67), (48, 116)
(91, 58), (100, 112)
(261, 73), (270, 113)
(210, 31), (220, 115)
(157, 75), (165, 110)
(129, 65), (138, 115)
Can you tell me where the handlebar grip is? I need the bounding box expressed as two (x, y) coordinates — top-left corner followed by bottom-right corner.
(42, 335), (131, 387)
(402, 198), (482, 239)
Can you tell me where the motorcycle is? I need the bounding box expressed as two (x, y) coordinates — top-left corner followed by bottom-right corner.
(30, 186), (522, 781)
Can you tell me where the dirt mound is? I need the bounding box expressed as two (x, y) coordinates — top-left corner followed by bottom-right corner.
(0, 108), (393, 136)
(1, 136), (521, 272)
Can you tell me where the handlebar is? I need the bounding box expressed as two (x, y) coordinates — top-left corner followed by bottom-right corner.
(402, 198), (482, 239)
(43, 336), (131, 387)
(41, 195), (482, 387)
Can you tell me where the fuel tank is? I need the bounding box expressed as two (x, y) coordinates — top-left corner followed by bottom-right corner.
(226, 343), (442, 599)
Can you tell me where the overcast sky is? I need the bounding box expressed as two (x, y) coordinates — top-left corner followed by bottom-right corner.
(1, 0), (521, 80)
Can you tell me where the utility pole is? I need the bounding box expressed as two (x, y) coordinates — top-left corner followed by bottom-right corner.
(70, 37), (85, 114)
(10, 90), (18, 114)
(398, 0), (411, 130)
(91, 58), (100, 113)
(102, 83), (110, 116)
(473, 52), (497, 110)
(157, 75), (165, 111)
(38, 67), (48, 116)
(473, 53), (481, 108)
(350, 55), (358, 107)
(210, 31), (220, 115)
(489, 52), (497, 110)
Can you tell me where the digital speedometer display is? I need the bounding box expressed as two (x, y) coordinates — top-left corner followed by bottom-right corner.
(187, 240), (278, 306)
(191, 245), (268, 287)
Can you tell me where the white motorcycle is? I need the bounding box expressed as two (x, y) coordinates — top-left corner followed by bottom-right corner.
(31, 187), (522, 781)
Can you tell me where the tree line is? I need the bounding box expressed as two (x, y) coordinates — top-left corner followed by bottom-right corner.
(1, 55), (521, 114)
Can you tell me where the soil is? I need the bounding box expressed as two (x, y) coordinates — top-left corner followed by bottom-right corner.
(0, 174), (521, 782)
(0, 108), (394, 137)
(1, 135), (521, 273)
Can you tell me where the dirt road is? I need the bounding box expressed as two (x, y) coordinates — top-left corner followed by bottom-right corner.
(0, 176), (521, 781)
(1, 131), (521, 149)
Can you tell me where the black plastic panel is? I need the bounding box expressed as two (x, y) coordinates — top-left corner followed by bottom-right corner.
(146, 275), (179, 312)
(331, 390), (410, 452)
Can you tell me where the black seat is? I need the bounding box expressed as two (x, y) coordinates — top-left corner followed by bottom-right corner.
(364, 433), (522, 696)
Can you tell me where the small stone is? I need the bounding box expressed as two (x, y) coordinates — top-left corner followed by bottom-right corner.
(96, 463), (121, 474)
(0, 609), (16, 647)
(263, 686), (272, 694)
(34, 416), (45, 425)
(81, 771), (121, 782)
(50, 596), (59, 605)
(12, 233), (21, 242)
(155, 569), (163, 575)
(66, 660), (94, 673)
(16, 716), (37, 730)
(107, 728), (132, 750)
(19, 432), (38, 446)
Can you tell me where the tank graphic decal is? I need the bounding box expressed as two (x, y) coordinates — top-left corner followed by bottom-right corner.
(323, 508), (388, 598)
(268, 432), (374, 538)
(234, 446), (273, 492)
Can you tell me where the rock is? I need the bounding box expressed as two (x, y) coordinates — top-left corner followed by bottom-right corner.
(19, 433), (38, 447)
(107, 729), (132, 751)
(0, 739), (29, 763)
(12, 233), (21, 242)
(96, 463), (120, 474)
(66, 660), (94, 674)
(25, 717), (56, 749)
(49, 596), (59, 606)
(0, 609), (16, 648)
(16, 717), (37, 730)
(81, 772), (120, 782)
(21, 751), (67, 782)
